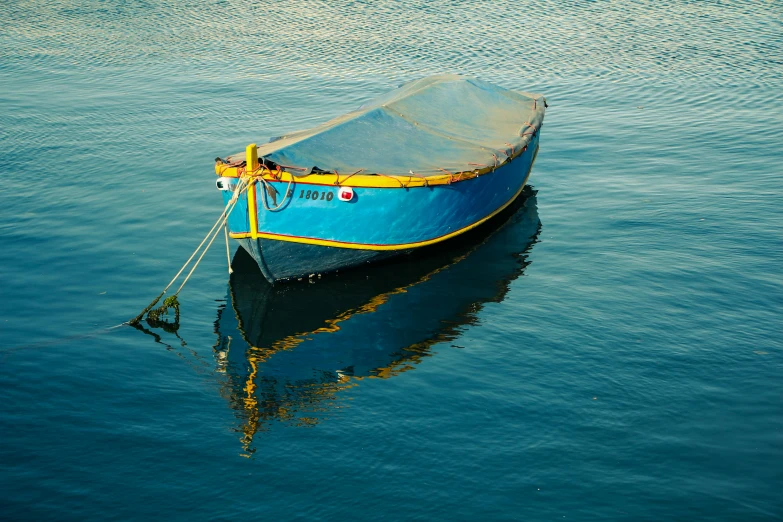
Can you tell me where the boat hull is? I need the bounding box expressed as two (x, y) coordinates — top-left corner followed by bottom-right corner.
(223, 135), (539, 282)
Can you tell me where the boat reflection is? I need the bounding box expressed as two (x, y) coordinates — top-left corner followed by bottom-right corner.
(213, 186), (541, 454)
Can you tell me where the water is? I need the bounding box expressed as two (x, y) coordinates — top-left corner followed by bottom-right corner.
(1, 1), (782, 519)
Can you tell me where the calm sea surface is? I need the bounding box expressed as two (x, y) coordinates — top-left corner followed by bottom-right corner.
(1, 1), (782, 520)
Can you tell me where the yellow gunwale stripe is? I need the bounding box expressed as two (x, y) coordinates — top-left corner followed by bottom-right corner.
(217, 165), (473, 188)
(229, 149), (537, 251)
(215, 138), (536, 189)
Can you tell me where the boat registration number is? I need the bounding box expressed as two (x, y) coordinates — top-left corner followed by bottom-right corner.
(299, 189), (334, 202)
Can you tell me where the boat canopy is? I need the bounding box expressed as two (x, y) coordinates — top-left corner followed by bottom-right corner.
(227, 74), (546, 177)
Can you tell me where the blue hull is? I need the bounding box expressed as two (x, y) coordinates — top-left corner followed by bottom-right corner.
(223, 135), (539, 282)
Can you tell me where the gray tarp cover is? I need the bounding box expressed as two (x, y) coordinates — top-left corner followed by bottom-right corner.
(229, 74), (546, 177)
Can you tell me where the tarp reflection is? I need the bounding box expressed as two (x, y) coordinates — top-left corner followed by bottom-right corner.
(214, 187), (541, 454)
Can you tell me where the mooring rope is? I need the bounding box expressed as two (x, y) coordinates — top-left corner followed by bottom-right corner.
(129, 176), (249, 325)
(172, 204), (239, 296)
(0, 323), (128, 358)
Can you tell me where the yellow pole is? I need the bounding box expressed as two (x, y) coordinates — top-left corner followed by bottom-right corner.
(246, 144), (259, 238)
(246, 143), (259, 173)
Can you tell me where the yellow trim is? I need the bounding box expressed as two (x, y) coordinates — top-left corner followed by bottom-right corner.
(214, 140), (535, 189)
(230, 148), (538, 251)
(217, 166), (465, 188)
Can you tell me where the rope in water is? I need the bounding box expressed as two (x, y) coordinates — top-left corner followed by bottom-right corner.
(7, 177), (253, 352)
(129, 176), (250, 325)
(0, 323), (128, 358)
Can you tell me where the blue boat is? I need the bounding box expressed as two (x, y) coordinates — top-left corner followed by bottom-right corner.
(214, 74), (546, 283)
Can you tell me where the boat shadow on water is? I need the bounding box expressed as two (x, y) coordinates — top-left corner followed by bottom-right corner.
(213, 186), (541, 455)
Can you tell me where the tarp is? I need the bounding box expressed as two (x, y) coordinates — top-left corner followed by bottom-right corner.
(228, 74), (546, 177)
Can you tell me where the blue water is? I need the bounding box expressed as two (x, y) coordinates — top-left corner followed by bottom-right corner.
(1, 1), (782, 520)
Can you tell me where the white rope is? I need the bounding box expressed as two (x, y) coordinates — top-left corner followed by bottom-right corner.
(132, 161), (303, 325)
(129, 177), (252, 325)
(173, 180), (247, 295)
(158, 177), (247, 294)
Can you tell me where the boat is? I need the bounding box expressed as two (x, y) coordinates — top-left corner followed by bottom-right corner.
(213, 188), (540, 453)
(214, 74), (546, 283)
